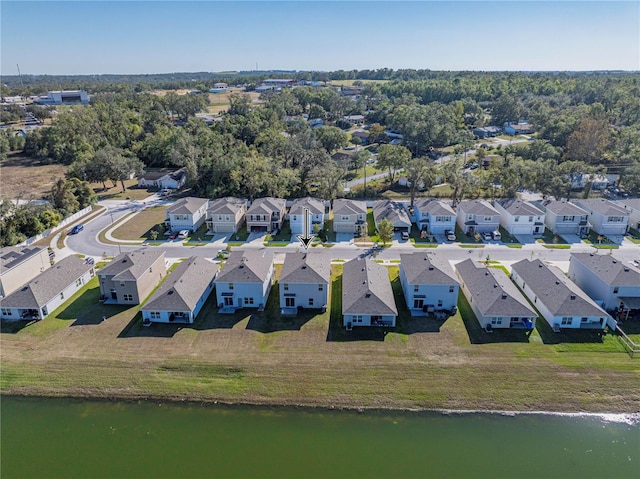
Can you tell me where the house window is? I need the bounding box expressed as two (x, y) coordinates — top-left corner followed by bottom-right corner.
(341, 215), (350, 221)
(120, 282), (125, 287)
(449, 285), (455, 293)
(124, 294), (133, 301)
(491, 317), (501, 325)
(413, 299), (424, 309)
(292, 216), (297, 221)
(318, 284), (324, 291)
(414, 285), (419, 292)
(514, 216), (519, 222)
(466, 214), (473, 221)
(528, 216), (534, 222)
(76, 278), (83, 287)
(484, 216), (492, 222)
(149, 267), (153, 273)
(285, 297), (295, 307)
(244, 297), (254, 305)
(562, 215), (575, 222)
(352, 315), (363, 323)
(581, 317), (589, 323)
(283, 283), (289, 291)
(218, 215), (223, 221)
(613, 287), (619, 294)
(608, 216), (623, 222)
(308, 298), (314, 306)
(437, 300), (443, 307)
(561, 317), (573, 325)
(229, 283), (234, 290)
(225, 215), (230, 221)
(1, 308), (12, 316)
(60, 292), (64, 300)
(150, 311), (160, 319)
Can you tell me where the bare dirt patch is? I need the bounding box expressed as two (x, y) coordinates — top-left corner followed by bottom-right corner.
(0, 153), (66, 200)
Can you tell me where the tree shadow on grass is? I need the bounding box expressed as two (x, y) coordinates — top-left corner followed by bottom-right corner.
(458, 294), (532, 344)
(535, 317), (605, 345)
(1, 319), (37, 334)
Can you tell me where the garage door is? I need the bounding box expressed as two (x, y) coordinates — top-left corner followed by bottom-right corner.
(511, 226), (531, 235)
(215, 224), (235, 233)
(335, 224), (354, 233)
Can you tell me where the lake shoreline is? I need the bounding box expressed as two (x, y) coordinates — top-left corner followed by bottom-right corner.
(4, 391), (639, 423)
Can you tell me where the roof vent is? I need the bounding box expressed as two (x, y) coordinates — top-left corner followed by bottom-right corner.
(365, 293), (371, 298)
(555, 281), (559, 285)
(494, 284), (498, 288)
(501, 294), (507, 299)
(168, 291), (174, 295)
(612, 260), (617, 264)
(301, 266), (307, 270)
(428, 267), (434, 271)
(570, 295), (576, 300)
(623, 267), (629, 272)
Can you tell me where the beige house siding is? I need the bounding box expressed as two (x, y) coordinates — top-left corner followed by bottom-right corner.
(99, 256), (167, 304)
(0, 248), (51, 298)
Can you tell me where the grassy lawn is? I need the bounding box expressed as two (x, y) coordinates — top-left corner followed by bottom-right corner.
(625, 228), (640, 244)
(0, 153), (66, 200)
(497, 226), (520, 245)
(94, 179), (156, 201)
(583, 230), (619, 249)
(111, 206), (168, 241)
(2, 263), (639, 413)
(538, 228), (568, 245)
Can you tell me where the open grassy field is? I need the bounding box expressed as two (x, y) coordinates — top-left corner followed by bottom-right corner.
(2, 262), (638, 413)
(111, 206), (167, 240)
(0, 153), (66, 200)
(94, 178), (156, 201)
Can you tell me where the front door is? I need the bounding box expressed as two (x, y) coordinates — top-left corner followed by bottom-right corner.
(110, 289), (117, 300)
(413, 299), (424, 309)
(285, 297), (295, 308)
(224, 297), (234, 306)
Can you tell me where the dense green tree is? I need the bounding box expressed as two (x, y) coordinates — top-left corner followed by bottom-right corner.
(377, 218), (394, 245)
(314, 126), (348, 153)
(377, 144), (411, 184)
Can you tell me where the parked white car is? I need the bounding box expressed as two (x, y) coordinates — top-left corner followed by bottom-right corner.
(177, 230), (189, 239)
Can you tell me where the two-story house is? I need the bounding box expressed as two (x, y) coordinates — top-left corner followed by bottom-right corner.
(342, 257), (397, 328)
(574, 199), (630, 236)
(494, 198), (545, 236)
(279, 252), (330, 315)
(617, 198), (640, 231)
(332, 199), (367, 236)
(456, 199), (501, 235)
(165, 197), (209, 233)
(399, 252), (459, 317)
(413, 198), (456, 234)
(455, 258), (537, 331)
(0, 246), (51, 298)
(511, 259), (613, 331)
(141, 257), (218, 325)
(568, 253), (640, 318)
(0, 256), (94, 321)
(215, 250), (274, 312)
(246, 197), (287, 233)
(288, 197), (327, 236)
(373, 200), (411, 233)
(98, 250), (167, 305)
(206, 197), (247, 234)
(538, 199), (590, 237)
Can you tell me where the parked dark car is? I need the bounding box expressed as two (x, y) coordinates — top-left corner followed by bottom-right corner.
(70, 224), (84, 234)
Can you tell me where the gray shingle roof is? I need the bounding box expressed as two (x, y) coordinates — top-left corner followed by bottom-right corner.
(539, 200), (589, 216)
(571, 253), (640, 287)
(98, 250), (165, 282)
(617, 198), (640, 211)
(342, 258), (397, 316)
(400, 252), (458, 285)
(373, 200), (411, 227)
(576, 199), (629, 217)
(142, 257), (218, 312)
(246, 197), (286, 216)
(207, 197), (247, 215)
(0, 256), (92, 309)
(457, 199), (499, 216)
(216, 250), (273, 284)
(455, 259), (536, 317)
(280, 252), (330, 284)
(414, 198), (455, 216)
(495, 198), (544, 216)
(289, 197), (325, 216)
(333, 199), (366, 216)
(0, 246), (45, 271)
(511, 259), (607, 317)
(167, 197), (208, 216)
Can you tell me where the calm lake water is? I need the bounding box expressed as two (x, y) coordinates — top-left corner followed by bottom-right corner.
(1, 396), (638, 479)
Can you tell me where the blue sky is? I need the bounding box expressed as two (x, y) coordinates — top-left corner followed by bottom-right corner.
(2, 1), (638, 75)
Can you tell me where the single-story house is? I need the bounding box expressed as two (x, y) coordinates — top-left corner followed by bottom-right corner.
(538, 199), (590, 237)
(511, 259), (613, 331)
(0, 246), (51, 298)
(288, 197), (327, 236)
(494, 198), (545, 236)
(472, 126), (501, 138)
(351, 130), (370, 144)
(0, 256), (94, 321)
(503, 121), (534, 135)
(571, 173), (609, 191)
(333, 199), (367, 236)
(455, 259), (537, 330)
(617, 198), (640, 230)
(279, 252), (330, 315)
(215, 250), (274, 312)
(141, 257), (218, 325)
(568, 253), (640, 320)
(574, 199), (630, 236)
(399, 252), (459, 317)
(456, 199), (501, 235)
(413, 198), (456, 234)
(98, 250), (167, 305)
(206, 197), (247, 234)
(165, 197), (209, 233)
(343, 115), (365, 126)
(137, 168), (187, 190)
(373, 200), (411, 233)
(246, 197), (287, 233)
(342, 258), (397, 328)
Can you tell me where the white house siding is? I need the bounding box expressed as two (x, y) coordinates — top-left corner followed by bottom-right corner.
(343, 314), (396, 327)
(168, 207), (207, 232)
(142, 281), (215, 324)
(427, 218), (456, 235)
(568, 260), (638, 311)
(279, 282), (329, 310)
(289, 212), (325, 235)
(456, 213), (500, 235)
(334, 221), (356, 233)
(215, 268), (273, 309)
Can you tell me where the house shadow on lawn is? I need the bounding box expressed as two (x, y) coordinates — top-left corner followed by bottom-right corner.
(117, 312), (185, 338)
(458, 295), (532, 344)
(1, 319), (37, 334)
(535, 317), (606, 345)
(395, 315), (452, 334)
(246, 310), (316, 333)
(54, 285), (130, 327)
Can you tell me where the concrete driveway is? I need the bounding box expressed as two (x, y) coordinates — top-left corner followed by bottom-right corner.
(336, 233), (354, 243)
